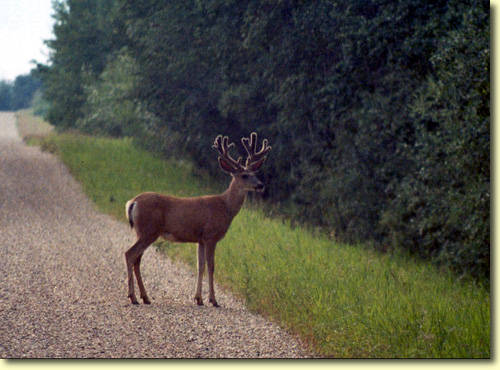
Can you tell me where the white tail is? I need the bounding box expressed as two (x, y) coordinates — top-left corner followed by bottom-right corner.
(125, 132), (271, 306)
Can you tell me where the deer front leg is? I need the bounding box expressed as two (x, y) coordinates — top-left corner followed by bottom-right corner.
(194, 242), (206, 305)
(206, 242), (219, 307)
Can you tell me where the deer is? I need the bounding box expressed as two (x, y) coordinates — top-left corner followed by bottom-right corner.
(124, 132), (271, 307)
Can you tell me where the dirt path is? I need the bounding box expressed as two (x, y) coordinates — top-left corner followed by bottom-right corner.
(0, 112), (308, 358)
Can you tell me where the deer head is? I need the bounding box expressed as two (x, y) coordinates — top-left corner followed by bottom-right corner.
(212, 132), (271, 192)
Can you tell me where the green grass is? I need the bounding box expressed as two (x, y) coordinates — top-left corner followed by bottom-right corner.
(20, 113), (489, 358)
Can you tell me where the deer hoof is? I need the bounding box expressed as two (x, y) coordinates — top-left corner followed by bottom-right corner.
(142, 297), (151, 304)
(210, 298), (220, 308)
(194, 297), (204, 306)
(129, 295), (139, 305)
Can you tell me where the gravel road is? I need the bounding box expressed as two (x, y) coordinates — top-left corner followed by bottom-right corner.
(0, 112), (309, 358)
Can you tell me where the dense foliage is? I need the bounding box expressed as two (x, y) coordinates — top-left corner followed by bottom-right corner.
(0, 73), (41, 111)
(37, 0), (490, 280)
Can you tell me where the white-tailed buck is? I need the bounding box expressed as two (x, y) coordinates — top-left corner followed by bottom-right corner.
(125, 132), (271, 306)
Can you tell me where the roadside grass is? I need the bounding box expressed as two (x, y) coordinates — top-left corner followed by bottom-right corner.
(18, 111), (490, 358)
(15, 109), (53, 139)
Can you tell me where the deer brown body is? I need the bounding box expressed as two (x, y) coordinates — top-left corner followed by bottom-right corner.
(125, 133), (271, 307)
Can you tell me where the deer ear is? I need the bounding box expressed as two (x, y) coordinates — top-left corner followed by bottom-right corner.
(218, 157), (236, 174)
(246, 156), (267, 172)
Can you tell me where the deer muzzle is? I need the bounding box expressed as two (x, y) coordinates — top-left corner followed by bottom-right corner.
(255, 182), (265, 192)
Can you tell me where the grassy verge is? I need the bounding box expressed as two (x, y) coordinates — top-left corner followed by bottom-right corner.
(15, 109), (53, 139)
(17, 111), (490, 358)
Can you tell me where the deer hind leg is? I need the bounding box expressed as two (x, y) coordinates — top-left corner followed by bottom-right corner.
(126, 253), (139, 304)
(194, 242), (206, 306)
(206, 242), (219, 307)
(134, 254), (151, 304)
(125, 236), (155, 304)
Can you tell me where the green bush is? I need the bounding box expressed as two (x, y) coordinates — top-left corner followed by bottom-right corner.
(381, 6), (489, 279)
(77, 48), (147, 138)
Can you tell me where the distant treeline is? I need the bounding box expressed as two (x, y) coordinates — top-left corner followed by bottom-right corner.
(0, 73), (41, 111)
(37, 0), (490, 280)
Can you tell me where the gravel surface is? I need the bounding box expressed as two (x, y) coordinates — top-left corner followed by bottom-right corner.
(0, 112), (310, 358)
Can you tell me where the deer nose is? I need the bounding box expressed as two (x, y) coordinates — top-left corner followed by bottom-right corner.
(255, 183), (265, 192)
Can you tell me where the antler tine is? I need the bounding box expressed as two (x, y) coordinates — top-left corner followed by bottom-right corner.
(242, 132), (272, 168)
(212, 134), (244, 172)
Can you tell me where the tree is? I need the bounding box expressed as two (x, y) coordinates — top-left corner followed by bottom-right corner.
(0, 72), (42, 111)
(382, 3), (489, 278)
(0, 81), (12, 111)
(39, 0), (126, 128)
(11, 74), (42, 110)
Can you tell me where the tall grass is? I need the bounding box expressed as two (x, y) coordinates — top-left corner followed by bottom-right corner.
(21, 113), (489, 358)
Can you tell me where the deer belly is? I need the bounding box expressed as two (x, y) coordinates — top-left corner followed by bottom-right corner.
(162, 233), (182, 242)
(161, 232), (198, 243)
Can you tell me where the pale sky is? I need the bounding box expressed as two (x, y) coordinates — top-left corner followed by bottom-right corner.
(0, 0), (54, 81)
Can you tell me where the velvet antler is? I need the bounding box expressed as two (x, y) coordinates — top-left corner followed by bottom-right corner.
(241, 132), (271, 172)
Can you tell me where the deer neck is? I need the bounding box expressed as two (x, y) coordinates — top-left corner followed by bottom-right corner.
(222, 178), (247, 219)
